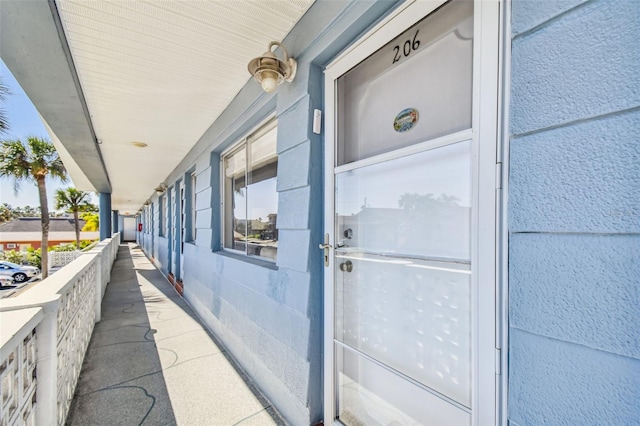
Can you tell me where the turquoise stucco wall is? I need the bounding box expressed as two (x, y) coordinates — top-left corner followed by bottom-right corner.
(508, 0), (640, 424)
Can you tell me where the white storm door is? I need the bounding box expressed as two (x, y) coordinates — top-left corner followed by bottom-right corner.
(123, 217), (136, 241)
(177, 180), (185, 280)
(323, 1), (502, 425)
(171, 184), (180, 277)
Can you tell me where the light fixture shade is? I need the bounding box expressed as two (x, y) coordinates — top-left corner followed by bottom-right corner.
(154, 183), (167, 194)
(248, 41), (297, 93)
(260, 69), (279, 93)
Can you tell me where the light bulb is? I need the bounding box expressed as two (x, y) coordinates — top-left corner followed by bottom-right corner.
(260, 70), (279, 93)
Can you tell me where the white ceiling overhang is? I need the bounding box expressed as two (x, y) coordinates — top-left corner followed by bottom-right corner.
(1, 0), (313, 215)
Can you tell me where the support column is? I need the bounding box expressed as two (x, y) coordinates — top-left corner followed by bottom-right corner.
(93, 250), (103, 323)
(36, 298), (61, 426)
(112, 210), (119, 234)
(99, 193), (112, 241)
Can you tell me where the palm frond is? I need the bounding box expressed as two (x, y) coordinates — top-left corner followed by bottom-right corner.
(0, 78), (9, 134)
(0, 139), (30, 191)
(1, 136), (68, 194)
(49, 157), (68, 181)
(55, 187), (93, 213)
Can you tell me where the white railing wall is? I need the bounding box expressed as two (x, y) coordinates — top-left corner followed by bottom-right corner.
(0, 308), (41, 426)
(0, 233), (120, 426)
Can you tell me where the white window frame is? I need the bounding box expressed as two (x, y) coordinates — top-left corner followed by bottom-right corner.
(146, 205), (151, 234)
(220, 116), (278, 261)
(163, 194), (169, 237)
(322, 1), (504, 424)
(158, 195), (165, 236)
(191, 171), (197, 242)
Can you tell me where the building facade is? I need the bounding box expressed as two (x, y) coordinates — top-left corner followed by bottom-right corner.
(2, 0), (638, 425)
(0, 218), (99, 251)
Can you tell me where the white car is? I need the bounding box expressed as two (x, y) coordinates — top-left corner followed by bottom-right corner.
(0, 261), (40, 283)
(0, 275), (14, 287)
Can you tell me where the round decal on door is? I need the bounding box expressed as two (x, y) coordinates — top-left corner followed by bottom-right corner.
(393, 108), (419, 133)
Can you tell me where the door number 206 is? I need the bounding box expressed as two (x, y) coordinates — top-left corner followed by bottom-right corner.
(392, 30), (421, 64)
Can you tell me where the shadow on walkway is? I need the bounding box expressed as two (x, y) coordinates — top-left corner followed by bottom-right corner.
(66, 243), (285, 426)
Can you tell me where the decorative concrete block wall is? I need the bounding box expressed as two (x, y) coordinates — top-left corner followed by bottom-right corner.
(508, 0), (640, 424)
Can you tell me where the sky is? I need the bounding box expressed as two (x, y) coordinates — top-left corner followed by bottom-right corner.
(1, 59), (95, 211)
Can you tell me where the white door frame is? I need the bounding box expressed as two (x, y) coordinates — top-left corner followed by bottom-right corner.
(323, 1), (504, 424)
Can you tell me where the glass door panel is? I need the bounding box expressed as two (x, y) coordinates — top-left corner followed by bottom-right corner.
(335, 141), (471, 261)
(334, 141), (472, 410)
(335, 255), (471, 406)
(337, 345), (470, 426)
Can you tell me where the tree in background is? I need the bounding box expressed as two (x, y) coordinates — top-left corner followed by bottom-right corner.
(0, 203), (13, 222)
(55, 187), (94, 248)
(0, 203), (67, 222)
(81, 212), (99, 232)
(20, 205), (39, 216)
(26, 247), (41, 268)
(0, 137), (67, 278)
(0, 250), (23, 264)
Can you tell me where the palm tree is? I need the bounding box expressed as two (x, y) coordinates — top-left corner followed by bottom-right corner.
(0, 78), (9, 134)
(0, 137), (67, 278)
(55, 187), (93, 248)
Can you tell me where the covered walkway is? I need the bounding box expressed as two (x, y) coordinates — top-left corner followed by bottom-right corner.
(66, 243), (285, 425)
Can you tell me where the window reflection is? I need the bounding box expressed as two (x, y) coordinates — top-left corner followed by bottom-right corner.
(335, 141), (471, 261)
(223, 121), (278, 260)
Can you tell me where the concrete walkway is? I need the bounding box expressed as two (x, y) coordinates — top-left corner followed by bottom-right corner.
(66, 243), (286, 426)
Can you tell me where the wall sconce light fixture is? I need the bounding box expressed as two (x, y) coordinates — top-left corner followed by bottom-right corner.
(248, 41), (297, 93)
(154, 183), (167, 194)
(144, 200), (151, 206)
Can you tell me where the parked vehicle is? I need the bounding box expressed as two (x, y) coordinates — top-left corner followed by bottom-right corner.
(0, 261), (40, 283)
(0, 275), (14, 287)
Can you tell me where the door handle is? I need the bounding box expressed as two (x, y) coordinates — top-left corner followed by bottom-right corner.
(319, 233), (332, 267)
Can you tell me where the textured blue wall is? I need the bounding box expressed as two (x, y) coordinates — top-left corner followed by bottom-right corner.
(509, 0), (640, 424)
(139, 2), (401, 424)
